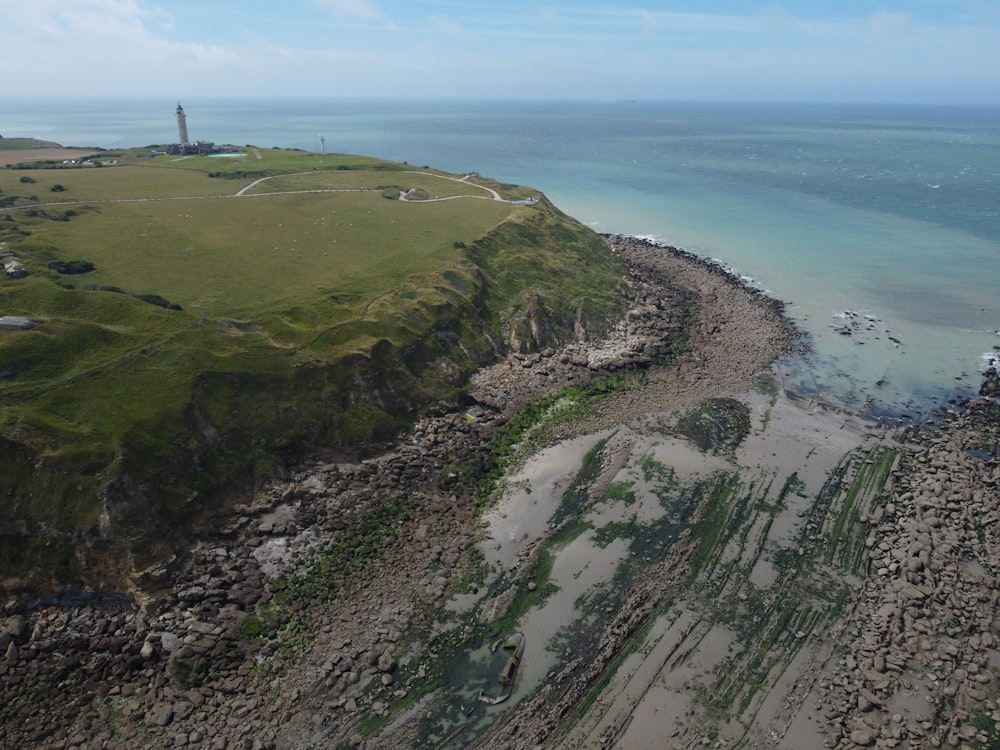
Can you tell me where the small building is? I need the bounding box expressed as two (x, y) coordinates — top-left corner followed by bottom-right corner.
(166, 141), (218, 156)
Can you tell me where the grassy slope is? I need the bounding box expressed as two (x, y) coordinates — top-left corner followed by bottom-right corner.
(0, 147), (625, 588)
(0, 138), (62, 151)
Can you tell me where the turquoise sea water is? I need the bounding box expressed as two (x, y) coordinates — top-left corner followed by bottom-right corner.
(4, 98), (999, 420)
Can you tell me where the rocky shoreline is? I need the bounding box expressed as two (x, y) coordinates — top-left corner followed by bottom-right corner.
(812, 396), (1000, 750)
(1, 235), (996, 750)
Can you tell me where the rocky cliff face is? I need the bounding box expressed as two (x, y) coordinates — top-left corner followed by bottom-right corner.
(0, 235), (617, 601)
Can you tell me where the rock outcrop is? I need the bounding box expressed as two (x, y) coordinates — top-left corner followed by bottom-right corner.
(813, 396), (1000, 750)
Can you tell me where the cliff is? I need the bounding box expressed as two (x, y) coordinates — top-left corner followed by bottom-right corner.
(0, 148), (625, 597)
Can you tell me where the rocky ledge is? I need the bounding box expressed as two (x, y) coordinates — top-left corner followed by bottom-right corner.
(816, 393), (1000, 750)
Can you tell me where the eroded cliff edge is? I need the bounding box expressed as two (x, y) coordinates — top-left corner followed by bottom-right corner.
(0, 190), (625, 598)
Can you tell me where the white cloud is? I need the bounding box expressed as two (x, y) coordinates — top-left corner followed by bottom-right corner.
(0, 0), (166, 36)
(312, 0), (391, 24)
(866, 10), (919, 33)
(0, 0), (246, 94)
(0, 0), (996, 102)
(427, 15), (481, 42)
(754, 5), (803, 35)
(633, 10), (660, 41)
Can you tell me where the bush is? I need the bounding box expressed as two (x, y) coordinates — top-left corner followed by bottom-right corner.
(47, 260), (96, 275)
(50, 184), (66, 192)
(19, 176), (36, 184)
(82, 284), (126, 294)
(135, 293), (183, 311)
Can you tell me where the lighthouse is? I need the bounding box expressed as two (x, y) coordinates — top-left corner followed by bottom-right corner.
(176, 103), (189, 146)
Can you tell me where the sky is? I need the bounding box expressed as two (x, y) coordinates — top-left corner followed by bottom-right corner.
(1, 0), (998, 104)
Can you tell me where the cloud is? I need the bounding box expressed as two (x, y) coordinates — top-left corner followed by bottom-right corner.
(312, 0), (391, 24)
(427, 15), (480, 43)
(866, 10), (918, 33)
(0, 0), (247, 94)
(0, 0), (160, 37)
(632, 9), (660, 41)
(0, 0), (996, 102)
(754, 5), (802, 35)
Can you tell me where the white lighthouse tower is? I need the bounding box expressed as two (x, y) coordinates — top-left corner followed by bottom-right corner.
(176, 103), (190, 146)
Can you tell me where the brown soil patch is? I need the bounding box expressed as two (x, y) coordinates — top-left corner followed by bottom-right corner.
(0, 148), (97, 166)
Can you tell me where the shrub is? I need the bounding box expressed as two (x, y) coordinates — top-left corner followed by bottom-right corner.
(47, 260), (96, 275)
(50, 184), (66, 192)
(135, 293), (183, 311)
(19, 176), (36, 184)
(82, 284), (126, 294)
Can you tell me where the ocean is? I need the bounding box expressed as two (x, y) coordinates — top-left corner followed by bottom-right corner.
(4, 98), (999, 421)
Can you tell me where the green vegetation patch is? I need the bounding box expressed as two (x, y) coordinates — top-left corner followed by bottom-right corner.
(0, 138), (61, 151)
(676, 398), (752, 454)
(466, 198), (625, 342)
(0, 146), (627, 591)
(46, 260), (95, 275)
(820, 445), (898, 571)
(275, 496), (417, 607)
(482, 377), (630, 500)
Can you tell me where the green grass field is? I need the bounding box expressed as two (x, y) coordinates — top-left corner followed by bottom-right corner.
(0, 145), (626, 584)
(0, 138), (61, 151)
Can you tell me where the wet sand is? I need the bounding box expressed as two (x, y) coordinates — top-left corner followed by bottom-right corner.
(475, 379), (890, 749)
(470, 238), (999, 750)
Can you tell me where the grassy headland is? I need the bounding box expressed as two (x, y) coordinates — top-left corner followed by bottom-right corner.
(0, 146), (625, 591)
(0, 138), (62, 151)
